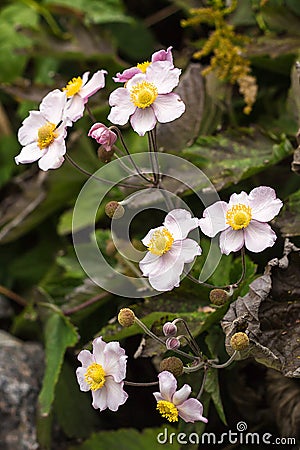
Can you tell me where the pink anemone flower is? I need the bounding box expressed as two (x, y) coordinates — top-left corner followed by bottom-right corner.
(76, 336), (128, 412)
(108, 62), (185, 136)
(198, 186), (283, 255)
(113, 46), (174, 83)
(154, 371), (208, 423)
(139, 209), (201, 291)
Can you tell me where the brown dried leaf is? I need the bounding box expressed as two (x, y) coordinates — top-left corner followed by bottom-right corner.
(156, 63), (205, 152)
(222, 239), (300, 377)
(266, 369), (300, 438)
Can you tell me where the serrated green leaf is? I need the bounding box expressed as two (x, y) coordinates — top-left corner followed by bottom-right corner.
(38, 312), (78, 416)
(181, 129), (293, 191)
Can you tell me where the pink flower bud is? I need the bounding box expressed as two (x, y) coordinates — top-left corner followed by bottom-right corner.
(166, 337), (180, 350)
(88, 123), (117, 151)
(163, 321), (177, 337)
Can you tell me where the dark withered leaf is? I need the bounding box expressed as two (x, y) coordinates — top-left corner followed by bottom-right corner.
(156, 63), (205, 153)
(266, 369), (300, 438)
(222, 239), (300, 378)
(275, 189), (300, 237)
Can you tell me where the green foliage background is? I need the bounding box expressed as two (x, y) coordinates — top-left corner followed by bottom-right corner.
(0, 0), (299, 449)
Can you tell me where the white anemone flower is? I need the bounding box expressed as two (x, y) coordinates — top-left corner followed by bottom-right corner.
(15, 89), (68, 171)
(108, 61), (185, 136)
(198, 186), (283, 255)
(139, 209), (201, 291)
(154, 371), (208, 423)
(76, 336), (128, 412)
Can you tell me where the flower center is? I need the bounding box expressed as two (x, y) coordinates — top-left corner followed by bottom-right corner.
(156, 400), (178, 422)
(37, 122), (58, 149)
(84, 362), (106, 391)
(147, 228), (174, 256)
(136, 61), (151, 73)
(226, 204), (252, 230)
(130, 81), (158, 109)
(62, 76), (83, 97)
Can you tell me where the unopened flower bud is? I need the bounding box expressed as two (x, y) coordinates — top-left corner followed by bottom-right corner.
(163, 321), (177, 337)
(118, 308), (135, 327)
(230, 332), (249, 351)
(105, 201), (124, 219)
(166, 337), (180, 350)
(159, 357), (183, 377)
(209, 289), (229, 306)
(88, 123), (117, 151)
(98, 146), (115, 163)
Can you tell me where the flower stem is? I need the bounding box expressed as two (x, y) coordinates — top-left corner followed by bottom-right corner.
(184, 247), (247, 290)
(65, 153), (144, 189)
(110, 126), (153, 184)
(208, 350), (238, 369)
(124, 380), (159, 387)
(0, 285), (27, 307)
(147, 129), (160, 186)
(174, 318), (203, 357)
(134, 316), (198, 361)
(196, 367), (208, 400)
(63, 292), (110, 315)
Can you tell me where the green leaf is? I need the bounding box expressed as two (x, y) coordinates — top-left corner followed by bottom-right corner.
(53, 361), (100, 438)
(0, 3), (38, 82)
(107, 21), (155, 60)
(67, 427), (180, 450)
(44, 0), (132, 24)
(181, 129), (293, 191)
(204, 369), (227, 425)
(0, 135), (19, 188)
(38, 311), (78, 416)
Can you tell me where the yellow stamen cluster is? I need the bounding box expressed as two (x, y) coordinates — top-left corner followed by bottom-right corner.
(181, 0), (257, 113)
(62, 76), (83, 97)
(147, 228), (174, 256)
(157, 400), (179, 422)
(84, 362), (106, 391)
(226, 204), (252, 230)
(130, 81), (158, 109)
(37, 122), (58, 149)
(136, 61), (151, 73)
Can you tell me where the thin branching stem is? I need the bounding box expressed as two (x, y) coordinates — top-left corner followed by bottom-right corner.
(184, 246), (247, 290)
(196, 366), (208, 400)
(0, 285), (27, 307)
(65, 153), (145, 189)
(134, 316), (198, 362)
(208, 350), (238, 369)
(124, 380), (159, 387)
(110, 126), (153, 183)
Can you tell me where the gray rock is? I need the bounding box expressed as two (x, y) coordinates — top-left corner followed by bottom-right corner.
(0, 331), (44, 450)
